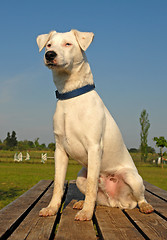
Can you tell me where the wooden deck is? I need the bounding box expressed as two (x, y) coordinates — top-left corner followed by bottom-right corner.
(0, 180), (167, 240)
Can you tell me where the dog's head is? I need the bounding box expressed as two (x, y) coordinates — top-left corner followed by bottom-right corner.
(36, 30), (94, 72)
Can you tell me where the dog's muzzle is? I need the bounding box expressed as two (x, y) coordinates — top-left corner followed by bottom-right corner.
(45, 51), (57, 61)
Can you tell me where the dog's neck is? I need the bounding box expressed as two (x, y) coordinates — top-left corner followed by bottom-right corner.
(52, 59), (94, 93)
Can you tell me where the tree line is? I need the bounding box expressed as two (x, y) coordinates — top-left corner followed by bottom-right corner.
(0, 131), (55, 151)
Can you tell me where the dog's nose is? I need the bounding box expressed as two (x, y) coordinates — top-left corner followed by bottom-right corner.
(45, 51), (57, 61)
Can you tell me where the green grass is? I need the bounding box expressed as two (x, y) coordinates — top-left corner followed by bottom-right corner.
(137, 166), (167, 191)
(0, 151), (167, 210)
(0, 161), (82, 209)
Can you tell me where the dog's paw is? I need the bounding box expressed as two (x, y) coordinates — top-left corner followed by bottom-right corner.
(75, 209), (92, 221)
(39, 206), (57, 217)
(73, 200), (84, 210)
(139, 202), (154, 214)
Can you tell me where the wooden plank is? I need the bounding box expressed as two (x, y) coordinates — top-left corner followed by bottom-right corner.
(125, 208), (167, 240)
(1, 179), (167, 240)
(26, 181), (67, 240)
(144, 181), (167, 201)
(26, 217), (56, 240)
(55, 200), (97, 240)
(55, 181), (97, 240)
(8, 183), (54, 240)
(95, 206), (144, 240)
(8, 181), (67, 240)
(0, 180), (53, 240)
(145, 191), (167, 218)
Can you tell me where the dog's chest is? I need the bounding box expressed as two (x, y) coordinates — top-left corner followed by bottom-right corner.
(53, 100), (88, 164)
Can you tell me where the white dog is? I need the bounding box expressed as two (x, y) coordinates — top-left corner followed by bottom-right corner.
(36, 30), (154, 221)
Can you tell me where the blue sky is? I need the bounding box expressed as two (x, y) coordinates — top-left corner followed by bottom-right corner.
(0, 0), (167, 150)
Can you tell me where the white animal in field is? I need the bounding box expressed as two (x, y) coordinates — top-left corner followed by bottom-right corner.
(36, 30), (154, 221)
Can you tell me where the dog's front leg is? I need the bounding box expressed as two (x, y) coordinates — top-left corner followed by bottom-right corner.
(39, 146), (68, 217)
(75, 145), (102, 221)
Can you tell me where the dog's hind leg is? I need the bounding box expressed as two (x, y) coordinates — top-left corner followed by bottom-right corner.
(74, 167), (110, 209)
(76, 167), (87, 194)
(122, 168), (154, 213)
(73, 167), (87, 210)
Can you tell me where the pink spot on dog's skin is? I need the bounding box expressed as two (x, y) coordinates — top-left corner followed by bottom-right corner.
(105, 175), (119, 197)
(100, 174), (124, 198)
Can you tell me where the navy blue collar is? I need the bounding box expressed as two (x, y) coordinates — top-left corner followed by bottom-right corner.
(55, 84), (95, 100)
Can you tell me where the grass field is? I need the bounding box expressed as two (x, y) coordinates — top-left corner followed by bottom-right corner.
(0, 151), (167, 210)
(0, 161), (82, 209)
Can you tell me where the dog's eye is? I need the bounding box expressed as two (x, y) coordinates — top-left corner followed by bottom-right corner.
(47, 44), (51, 48)
(65, 43), (72, 46)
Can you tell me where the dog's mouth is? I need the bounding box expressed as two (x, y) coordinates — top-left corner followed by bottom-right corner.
(45, 59), (58, 68)
(45, 60), (68, 70)
(47, 63), (57, 67)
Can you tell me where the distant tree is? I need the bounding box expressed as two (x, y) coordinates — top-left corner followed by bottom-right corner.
(27, 141), (35, 149)
(33, 138), (47, 150)
(0, 139), (4, 150)
(40, 143), (47, 150)
(5, 132), (11, 149)
(34, 138), (40, 148)
(17, 141), (26, 151)
(4, 131), (17, 149)
(129, 148), (139, 153)
(17, 140), (35, 151)
(153, 136), (167, 168)
(48, 143), (55, 151)
(147, 146), (155, 154)
(139, 109), (150, 162)
(11, 131), (17, 147)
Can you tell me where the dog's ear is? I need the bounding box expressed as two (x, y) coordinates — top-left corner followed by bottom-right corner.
(36, 31), (56, 52)
(71, 30), (94, 51)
